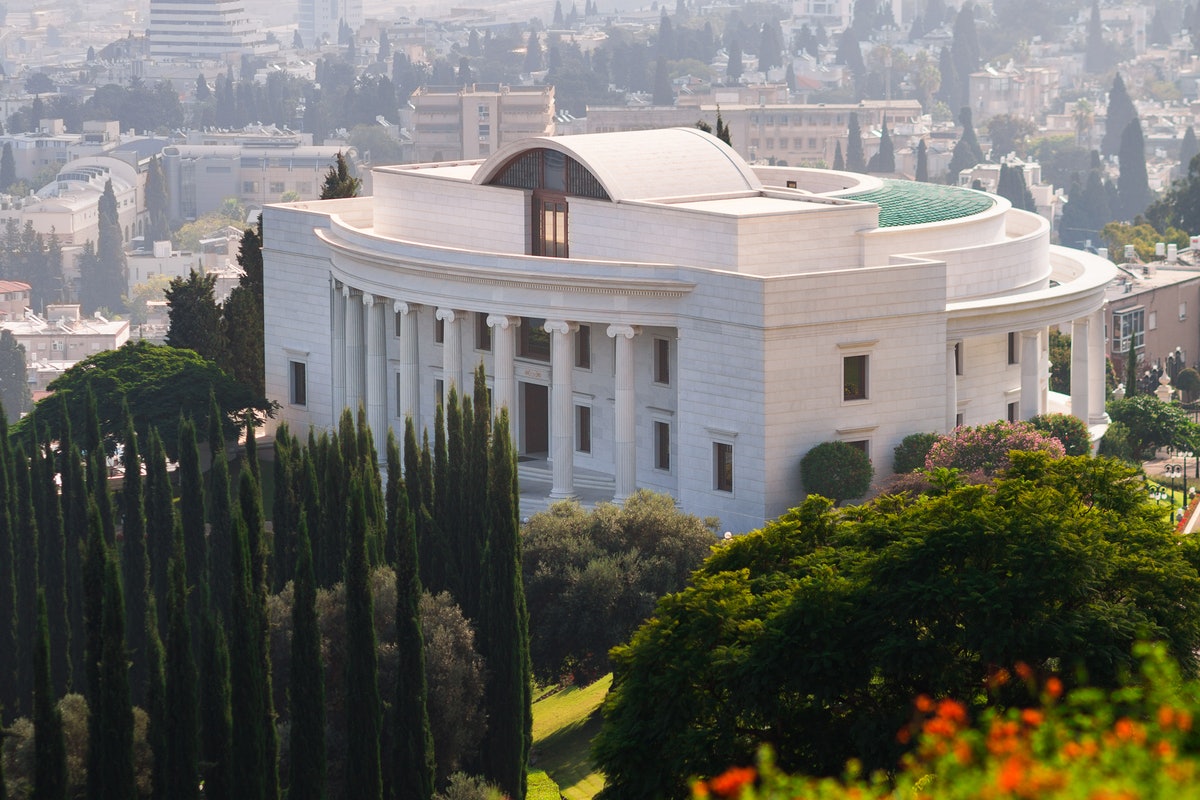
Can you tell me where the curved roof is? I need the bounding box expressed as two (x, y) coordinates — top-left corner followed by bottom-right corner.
(474, 127), (762, 202)
(842, 179), (996, 227)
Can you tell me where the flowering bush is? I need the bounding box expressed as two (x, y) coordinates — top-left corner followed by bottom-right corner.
(691, 645), (1200, 800)
(925, 420), (1066, 475)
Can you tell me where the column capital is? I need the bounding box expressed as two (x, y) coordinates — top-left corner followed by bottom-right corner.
(607, 324), (640, 340)
(435, 307), (459, 323)
(341, 283), (351, 298)
(543, 319), (579, 335)
(362, 292), (376, 306)
(1020, 328), (1040, 341)
(486, 313), (521, 330)
(394, 300), (414, 315)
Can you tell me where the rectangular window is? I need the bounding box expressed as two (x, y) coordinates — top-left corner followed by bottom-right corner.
(955, 412), (965, 428)
(1182, 302), (1188, 321)
(714, 442), (733, 492)
(533, 197), (568, 257)
(518, 317), (550, 361)
(435, 316), (444, 344)
(576, 405), (591, 453)
(289, 361), (307, 406)
(435, 379), (444, 404)
(807, 137), (817, 148)
(394, 311), (403, 337)
(575, 324), (590, 369)
(475, 312), (491, 351)
(269, 181), (285, 194)
(654, 338), (670, 385)
(843, 355), (868, 401)
(846, 439), (869, 459)
(1008, 332), (1019, 364)
(954, 342), (963, 375)
(654, 421), (670, 471)
(765, 137), (774, 149)
(1112, 309), (1145, 353)
(242, 181), (258, 193)
(1149, 310), (1158, 330)
(1007, 401), (1020, 422)
(786, 179), (797, 188)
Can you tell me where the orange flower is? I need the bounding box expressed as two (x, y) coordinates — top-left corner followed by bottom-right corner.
(1158, 705), (1178, 730)
(915, 694), (934, 713)
(954, 741), (973, 765)
(988, 667), (1012, 689)
(1178, 710), (1193, 732)
(896, 726), (912, 744)
(997, 756), (1026, 792)
(937, 698), (968, 725)
(1061, 741), (1083, 760)
(1015, 662), (1034, 681)
(707, 766), (756, 798)
(692, 780), (710, 798)
(1045, 677), (1063, 699)
(1021, 709), (1044, 727)
(1113, 717), (1146, 744)
(1156, 740), (1176, 760)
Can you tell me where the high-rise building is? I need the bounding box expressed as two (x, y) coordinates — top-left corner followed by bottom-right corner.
(410, 83), (556, 163)
(297, 0), (362, 49)
(148, 0), (273, 60)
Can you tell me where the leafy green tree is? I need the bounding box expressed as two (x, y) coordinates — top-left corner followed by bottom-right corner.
(288, 518), (326, 800)
(32, 590), (67, 800)
(593, 454), (1200, 798)
(319, 152), (361, 199)
(0, 330), (30, 423)
(1029, 412), (1092, 457)
(523, 491), (717, 681)
(925, 419), (1066, 475)
(1177, 367), (1200, 403)
(891, 432), (940, 473)
(1107, 395), (1199, 458)
(165, 270), (224, 363)
(13, 341), (269, 460)
(1049, 328), (1071, 393)
(800, 441), (874, 504)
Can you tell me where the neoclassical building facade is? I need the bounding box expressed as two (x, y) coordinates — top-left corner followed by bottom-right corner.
(261, 128), (1116, 532)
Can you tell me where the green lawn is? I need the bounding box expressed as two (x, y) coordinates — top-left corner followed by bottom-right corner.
(530, 675), (611, 800)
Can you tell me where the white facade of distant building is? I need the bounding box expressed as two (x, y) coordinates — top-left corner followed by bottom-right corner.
(148, 0), (272, 60)
(3, 303), (130, 391)
(297, 0), (362, 49)
(262, 128), (1116, 532)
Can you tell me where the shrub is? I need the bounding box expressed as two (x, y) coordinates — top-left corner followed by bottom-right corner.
(925, 420), (1065, 475)
(799, 441), (873, 504)
(1178, 367), (1200, 402)
(1029, 412), (1092, 456)
(1098, 420), (1136, 462)
(892, 432), (940, 473)
(434, 773), (503, 800)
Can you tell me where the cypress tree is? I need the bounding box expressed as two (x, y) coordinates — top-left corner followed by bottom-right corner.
(83, 386), (101, 491)
(178, 417), (207, 629)
(199, 611), (233, 800)
(875, 120), (895, 173)
(463, 366), (490, 626)
(31, 433), (69, 697)
(478, 410), (531, 800)
(344, 475), (383, 800)
(61, 417), (88, 694)
(145, 594), (166, 800)
(833, 141), (844, 171)
(403, 418), (422, 527)
(244, 413), (259, 482)
(1118, 116), (1152, 220)
(97, 548), (136, 800)
(164, 538), (199, 800)
(229, 515), (267, 800)
(1180, 126), (1199, 179)
(319, 433), (346, 586)
(916, 139), (929, 181)
(389, 431), (435, 800)
(0, 412), (14, 718)
(443, 386), (466, 603)
(1102, 73), (1136, 158)
(207, 397), (233, 622)
(272, 425), (299, 591)
(289, 516), (326, 800)
(847, 112), (865, 172)
(14, 442), (39, 717)
(119, 408), (148, 707)
(424, 403), (449, 594)
(81, 499), (105, 800)
(144, 430), (173, 632)
(32, 590), (67, 800)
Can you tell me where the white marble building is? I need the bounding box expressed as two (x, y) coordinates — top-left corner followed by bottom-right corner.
(261, 128), (1116, 532)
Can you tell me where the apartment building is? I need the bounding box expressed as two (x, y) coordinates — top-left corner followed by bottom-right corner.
(410, 84), (556, 163)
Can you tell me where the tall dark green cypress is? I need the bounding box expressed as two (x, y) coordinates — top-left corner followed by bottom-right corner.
(229, 515), (268, 800)
(82, 386), (101, 491)
(239, 469), (279, 800)
(271, 425), (299, 592)
(32, 590), (67, 800)
(81, 499), (105, 800)
(422, 405), (449, 595)
(388, 431), (434, 800)
(478, 410), (531, 800)
(207, 398), (234, 622)
(164, 537), (199, 800)
(319, 435), (345, 587)
(355, 408), (384, 566)
(463, 366), (491, 626)
(288, 517), (326, 800)
(244, 413), (259, 482)
(60, 417), (88, 694)
(199, 612), (233, 800)
(344, 475), (382, 800)
(178, 417), (207, 629)
(119, 408), (148, 707)
(33, 435), (69, 697)
(14, 443), (39, 717)
(145, 594), (166, 800)
(443, 387), (466, 604)
(0, 407), (17, 718)
(143, 430), (174, 631)
(96, 548), (136, 800)
(403, 418), (421, 523)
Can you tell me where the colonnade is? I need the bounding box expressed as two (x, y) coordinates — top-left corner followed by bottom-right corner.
(331, 279), (645, 501)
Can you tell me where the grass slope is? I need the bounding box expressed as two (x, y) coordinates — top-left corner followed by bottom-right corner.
(530, 675), (612, 799)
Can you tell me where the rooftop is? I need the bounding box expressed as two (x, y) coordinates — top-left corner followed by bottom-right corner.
(842, 179), (996, 227)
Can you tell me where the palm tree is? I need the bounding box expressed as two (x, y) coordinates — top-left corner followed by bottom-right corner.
(1074, 99), (1095, 148)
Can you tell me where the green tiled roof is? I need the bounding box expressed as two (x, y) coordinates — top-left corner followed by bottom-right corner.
(843, 179), (995, 227)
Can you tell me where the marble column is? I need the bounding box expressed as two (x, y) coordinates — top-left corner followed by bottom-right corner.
(1088, 307), (1109, 424)
(364, 293), (387, 461)
(344, 287), (364, 417)
(1070, 315), (1090, 426)
(946, 341), (958, 432)
(1019, 328), (1042, 420)
(396, 301), (419, 426)
(331, 280), (346, 425)
(437, 307), (461, 407)
(608, 324), (639, 504)
(546, 319), (578, 500)
(488, 314), (519, 437)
